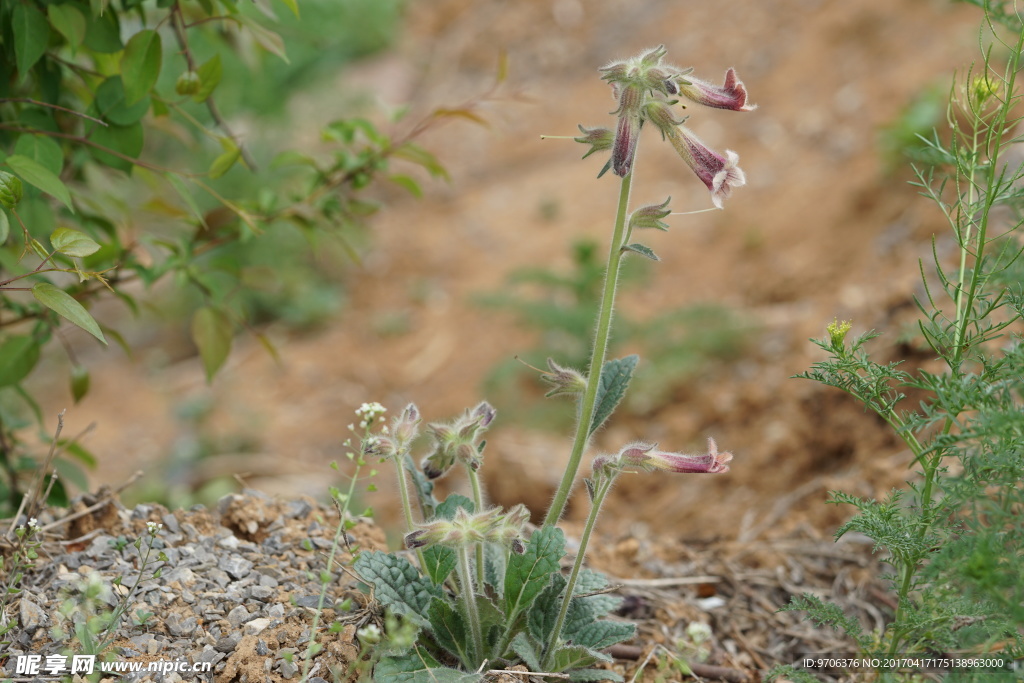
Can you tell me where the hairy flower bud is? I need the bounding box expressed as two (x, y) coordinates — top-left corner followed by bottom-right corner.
(644, 100), (686, 140)
(628, 197), (672, 231)
(540, 358), (588, 398)
(472, 401), (497, 428)
(361, 434), (397, 460)
(678, 68), (756, 112)
(609, 438), (732, 474)
(574, 125), (613, 159)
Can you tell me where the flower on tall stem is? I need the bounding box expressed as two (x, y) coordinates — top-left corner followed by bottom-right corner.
(668, 128), (746, 209)
(678, 67), (757, 112)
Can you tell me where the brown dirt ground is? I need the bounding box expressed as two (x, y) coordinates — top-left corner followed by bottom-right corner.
(33, 0), (981, 555)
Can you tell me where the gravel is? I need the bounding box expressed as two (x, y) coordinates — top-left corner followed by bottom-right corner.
(1, 490), (385, 682)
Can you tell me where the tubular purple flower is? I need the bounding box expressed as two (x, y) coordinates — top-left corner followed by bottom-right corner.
(646, 438), (732, 474)
(611, 83), (644, 177)
(678, 67), (756, 112)
(668, 127), (746, 209)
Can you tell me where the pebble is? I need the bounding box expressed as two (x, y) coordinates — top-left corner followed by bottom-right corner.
(1, 491), (376, 682)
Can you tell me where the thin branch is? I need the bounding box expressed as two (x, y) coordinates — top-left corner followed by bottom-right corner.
(0, 98), (108, 126)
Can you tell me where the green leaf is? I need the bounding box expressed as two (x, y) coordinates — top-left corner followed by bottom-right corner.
(509, 631), (542, 672)
(588, 355), (639, 438)
(121, 30), (162, 105)
(550, 644), (609, 673)
(13, 3), (50, 79)
(422, 546), (456, 586)
(0, 336), (41, 387)
(48, 4), (87, 49)
(191, 307), (233, 381)
(94, 76), (150, 126)
(435, 493), (475, 519)
(570, 620), (635, 651)
(403, 452), (438, 518)
(374, 649), (480, 682)
(505, 525), (565, 620)
(90, 121), (144, 173)
(528, 574), (566, 642)
(84, 8), (122, 53)
(165, 174), (206, 226)
(32, 283), (106, 344)
(353, 551), (441, 627)
(622, 242), (659, 261)
(14, 135), (64, 176)
(236, 14), (289, 62)
(0, 210), (9, 244)
(483, 541), (506, 595)
(388, 174), (423, 198)
(70, 364), (90, 403)
(5, 155), (74, 212)
(192, 55), (223, 103)
(276, 0), (300, 17)
(51, 228), (100, 257)
(569, 669), (624, 682)
(209, 139), (242, 179)
(427, 597), (471, 666)
(393, 142), (450, 180)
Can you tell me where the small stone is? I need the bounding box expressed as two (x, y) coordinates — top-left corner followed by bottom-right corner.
(249, 585), (274, 601)
(198, 647), (225, 665)
(256, 639), (269, 656)
(268, 604), (285, 619)
(166, 613), (199, 637)
(215, 634), (242, 653)
(227, 604), (252, 627)
(161, 513), (181, 534)
(19, 599), (48, 634)
(218, 535), (240, 550)
(218, 555), (253, 580)
(244, 618), (270, 636)
(294, 595), (325, 608)
(280, 659), (299, 679)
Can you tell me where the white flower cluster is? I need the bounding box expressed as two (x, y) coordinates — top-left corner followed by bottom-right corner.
(354, 402), (387, 429)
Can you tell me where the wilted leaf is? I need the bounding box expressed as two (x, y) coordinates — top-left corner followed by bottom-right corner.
(32, 283), (106, 343)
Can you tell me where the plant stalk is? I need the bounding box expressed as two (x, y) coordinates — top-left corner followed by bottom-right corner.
(394, 456), (426, 570)
(544, 167), (635, 526)
(468, 467), (486, 586)
(456, 545), (484, 664)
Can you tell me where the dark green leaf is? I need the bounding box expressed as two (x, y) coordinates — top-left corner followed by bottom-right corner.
(588, 355), (638, 437)
(90, 121), (144, 173)
(374, 649), (480, 682)
(71, 364), (90, 403)
(435, 493), (475, 519)
(121, 29), (162, 105)
(13, 3), (50, 79)
(422, 545), (456, 586)
(32, 283), (106, 344)
(48, 4), (87, 49)
(505, 525), (564, 620)
(622, 243), (659, 261)
(528, 573), (566, 642)
(5, 155), (74, 212)
(53, 456), (89, 492)
(569, 620), (635, 651)
(94, 77), (150, 126)
(84, 9), (122, 53)
(509, 631), (541, 672)
(0, 336), (41, 387)
(191, 307), (232, 381)
(353, 551), (441, 627)
(427, 597), (471, 665)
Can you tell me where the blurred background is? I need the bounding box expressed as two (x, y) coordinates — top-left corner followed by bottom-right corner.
(23, 0), (984, 541)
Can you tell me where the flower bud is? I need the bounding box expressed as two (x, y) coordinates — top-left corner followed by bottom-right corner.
(391, 402), (422, 447)
(362, 434), (397, 460)
(540, 358), (588, 398)
(628, 197), (672, 232)
(574, 125), (613, 160)
(826, 318), (852, 352)
(644, 100), (686, 140)
(175, 70), (201, 96)
(472, 401), (497, 428)
(678, 67), (756, 112)
(0, 171), (24, 210)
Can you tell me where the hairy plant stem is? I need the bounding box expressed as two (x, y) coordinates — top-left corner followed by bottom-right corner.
(543, 473), (615, 668)
(456, 545), (484, 664)
(544, 165), (635, 527)
(467, 467), (486, 586)
(394, 456), (426, 570)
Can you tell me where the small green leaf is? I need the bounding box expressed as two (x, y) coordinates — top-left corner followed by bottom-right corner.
(165, 174), (206, 226)
(94, 76), (150, 126)
(14, 135), (64, 176)
(51, 228), (100, 258)
(0, 210), (9, 244)
(48, 4), (87, 49)
(84, 8), (122, 53)
(588, 355), (639, 438)
(6, 155), (74, 212)
(13, 3), (50, 79)
(276, 0), (300, 17)
(0, 172), (24, 209)
(236, 14), (289, 63)
(422, 545), (456, 586)
(550, 644), (609, 674)
(192, 55), (223, 103)
(209, 139), (241, 178)
(71, 364), (90, 403)
(388, 174), (423, 198)
(121, 30), (162, 105)
(90, 121), (144, 173)
(374, 649), (480, 682)
(353, 551), (441, 627)
(0, 336), (42, 387)
(570, 620), (635, 651)
(622, 242), (660, 261)
(32, 283), (106, 344)
(505, 525), (565, 620)
(191, 307), (233, 381)
(509, 631), (542, 672)
(393, 142), (450, 180)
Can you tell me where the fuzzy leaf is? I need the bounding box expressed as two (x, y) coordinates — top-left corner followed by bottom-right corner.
(550, 644), (609, 673)
(13, 3), (49, 79)
(422, 546), (456, 586)
(509, 631), (541, 672)
(483, 542), (506, 595)
(374, 649), (481, 682)
(427, 597), (471, 665)
(191, 307), (232, 381)
(563, 592), (622, 640)
(570, 620), (635, 651)
(588, 355), (639, 437)
(505, 525), (565, 620)
(528, 573), (566, 642)
(435, 493), (475, 519)
(0, 336), (41, 387)
(622, 242), (660, 261)
(32, 283), (105, 344)
(51, 228), (100, 258)
(121, 29), (162, 105)
(5, 155), (74, 212)
(353, 551), (441, 627)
